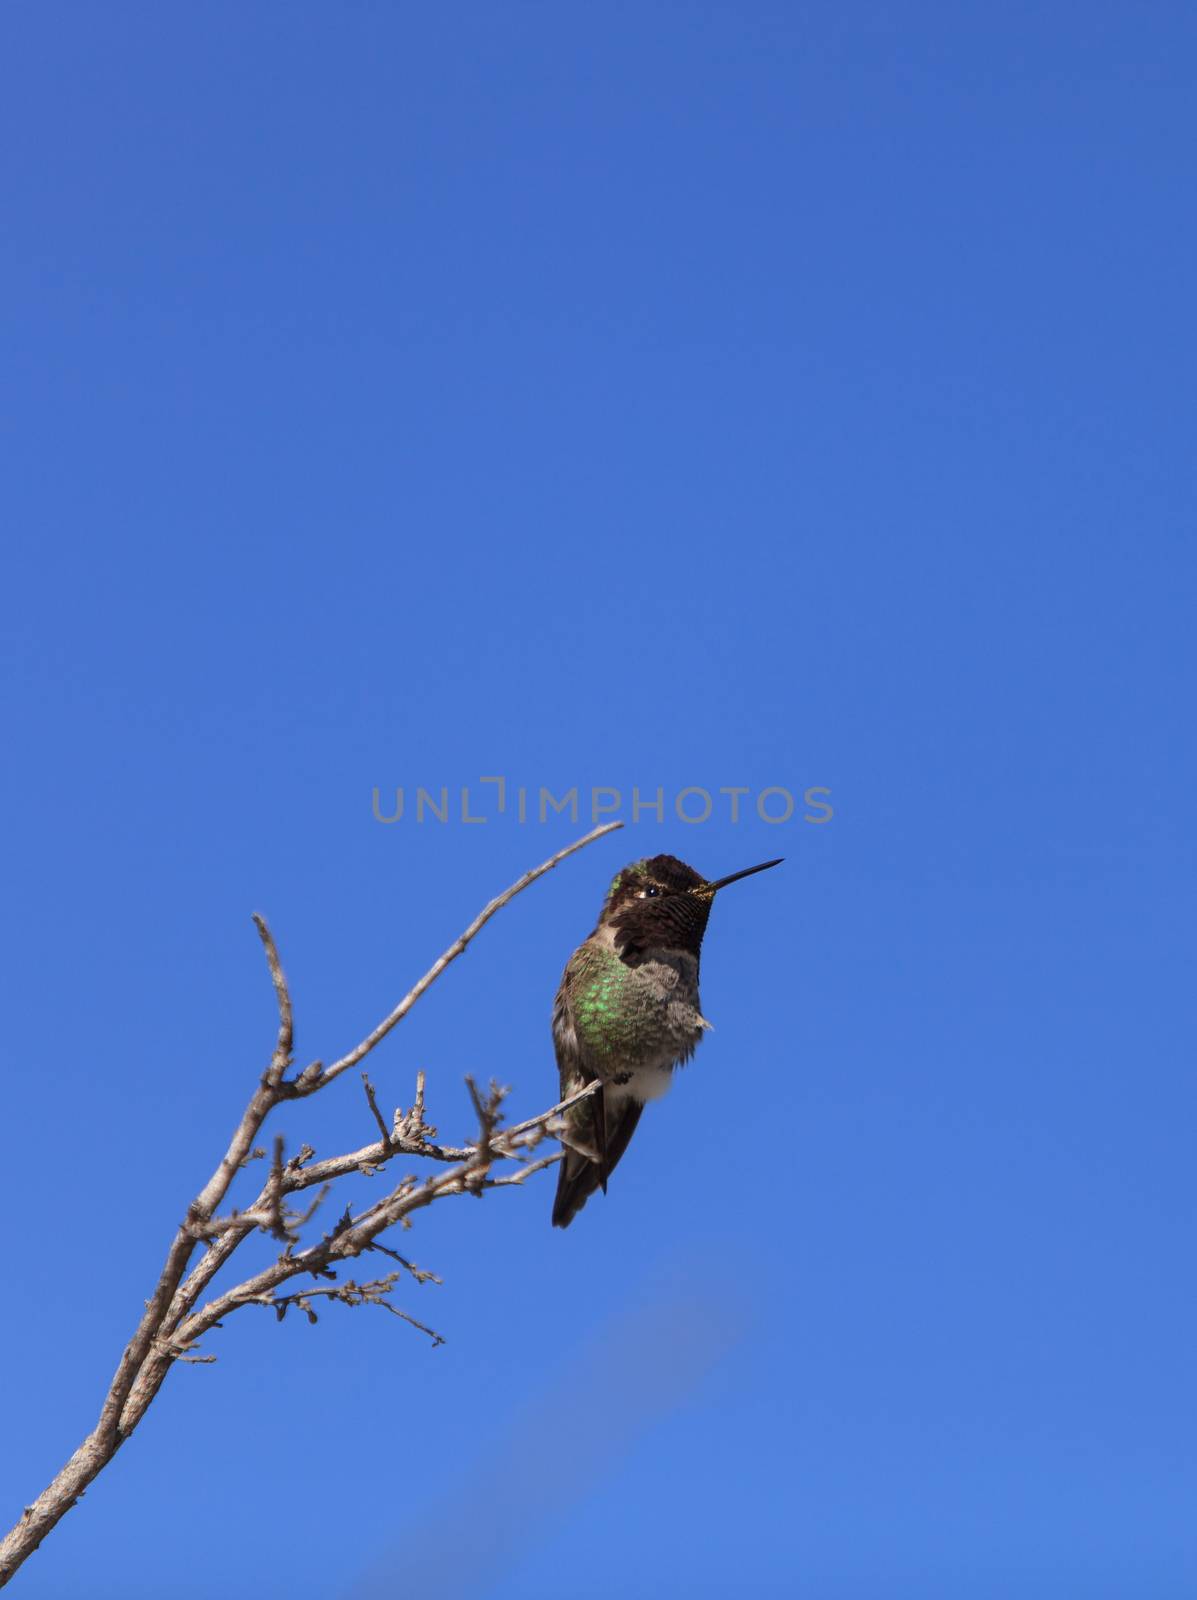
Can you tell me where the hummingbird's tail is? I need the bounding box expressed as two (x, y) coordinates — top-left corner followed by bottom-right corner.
(552, 1146), (602, 1228)
(552, 1095), (643, 1228)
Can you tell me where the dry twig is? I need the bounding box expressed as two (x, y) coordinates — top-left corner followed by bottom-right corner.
(0, 822), (620, 1587)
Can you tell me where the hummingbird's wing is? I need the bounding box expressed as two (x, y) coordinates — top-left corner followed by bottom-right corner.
(551, 961), (601, 1228)
(550, 947), (645, 1228)
(551, 1090), (643, 1228)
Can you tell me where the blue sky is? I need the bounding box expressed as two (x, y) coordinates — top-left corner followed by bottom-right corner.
(2, 4), (1194, 1595)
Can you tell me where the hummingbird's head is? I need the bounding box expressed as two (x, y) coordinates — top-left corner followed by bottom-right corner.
(598, 854), (782, 960)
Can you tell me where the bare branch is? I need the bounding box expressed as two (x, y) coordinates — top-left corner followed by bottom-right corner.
(366, 1239), (442, 1286)
(251, 912), (293, 1085)
(180, 1077), (599, 1256)
(267, 1275), (445, 1348)
(261, 1137), (291, 1241)
(0, 824), (619, 1588)
(484, 1149), (565, 1188)
(290, 1183), (333, 1232)
(394, 1068), (430, 1143)
(361, 1073), (392, 1148)
(311, 820), (623, 1091)
(492, 1080), (603, 1149)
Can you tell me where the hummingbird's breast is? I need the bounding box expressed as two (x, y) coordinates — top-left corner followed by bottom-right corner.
(557, 937), (706, 1106)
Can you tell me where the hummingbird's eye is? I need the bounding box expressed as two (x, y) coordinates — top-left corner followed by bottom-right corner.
(641, 885), (660, 898)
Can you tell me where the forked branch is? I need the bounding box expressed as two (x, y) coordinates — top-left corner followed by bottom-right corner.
(0, 822), (619, 1588)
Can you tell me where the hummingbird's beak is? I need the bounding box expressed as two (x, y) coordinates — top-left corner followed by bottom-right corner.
(696, 858), (783, 895)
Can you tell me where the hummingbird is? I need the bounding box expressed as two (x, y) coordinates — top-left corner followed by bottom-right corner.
(551, 852), (782, 1228)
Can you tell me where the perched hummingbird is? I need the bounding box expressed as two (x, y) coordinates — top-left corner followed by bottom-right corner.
(551, 853), (782, 1228)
